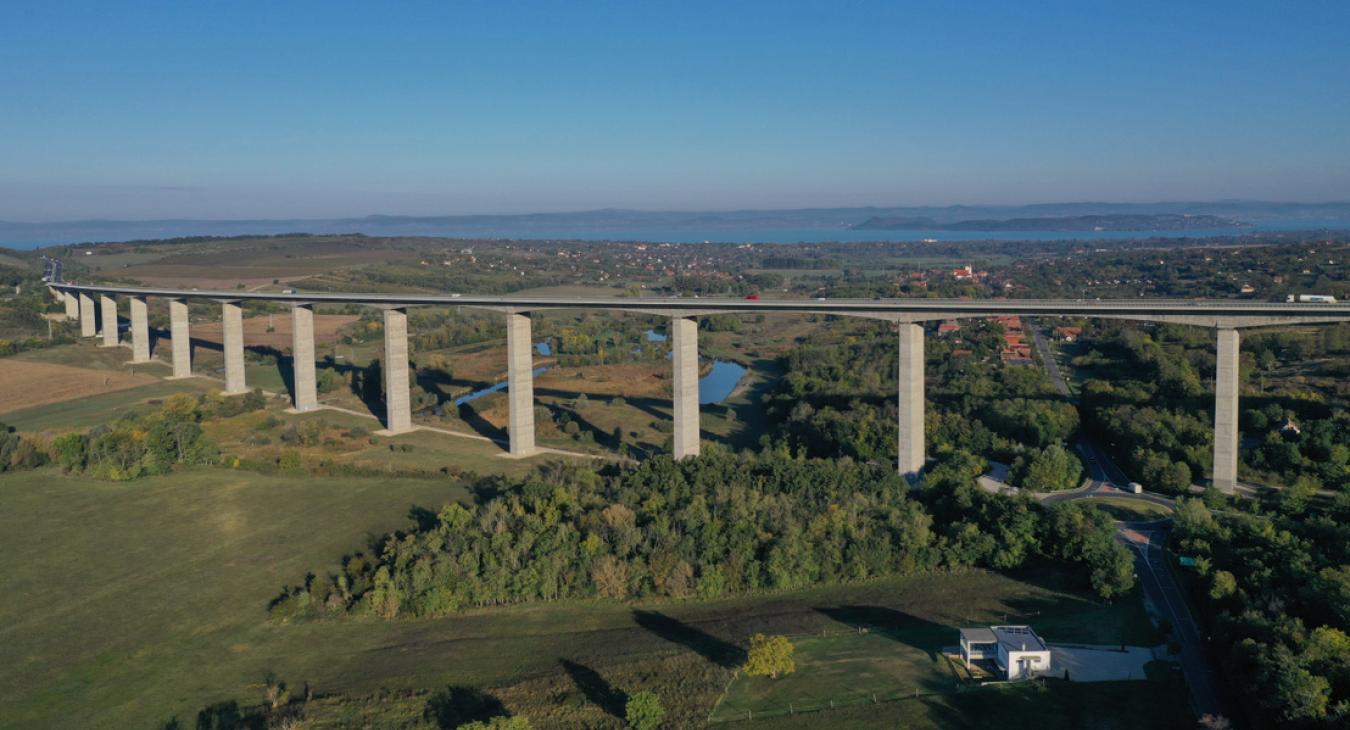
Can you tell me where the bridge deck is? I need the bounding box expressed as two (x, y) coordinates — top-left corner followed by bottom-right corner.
(47, 283), (1350, 322)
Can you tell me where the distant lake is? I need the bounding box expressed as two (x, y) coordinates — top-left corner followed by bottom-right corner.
(10, 216), (1350, 249)
(447, 220), (1350, 244)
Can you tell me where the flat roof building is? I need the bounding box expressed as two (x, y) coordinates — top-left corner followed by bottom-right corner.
(959, 625), (1051, 680)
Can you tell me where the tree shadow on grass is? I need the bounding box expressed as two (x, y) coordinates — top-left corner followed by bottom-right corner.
(560, 659), (627, 720)
(632, 609), (746, 668)
(191, 700), (266, 730)
(408, 505), (439, 531)
(423, 686), (508, 729)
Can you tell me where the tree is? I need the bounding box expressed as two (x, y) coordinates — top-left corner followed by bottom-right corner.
(51, 432), (88, 473)
(743, 633), (795, 678)
(1261, 647), (1330, 723)
(1209, 570), (1237, 601)
(1013, 444), (1082, 492)
(625, 690), (665, 730)
(1278, 475), (1319, 516)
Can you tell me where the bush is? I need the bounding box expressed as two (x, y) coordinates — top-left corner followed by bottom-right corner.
(625, 690), (665, 730)
(458, 718), (532, 730)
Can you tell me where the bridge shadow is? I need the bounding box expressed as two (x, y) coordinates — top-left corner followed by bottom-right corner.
(457, 402), (507, 443)
(542, 402), (623, 451)
(814, 605), (954, 662)
(632, 609), (745, 669)
(559, 659), (627, 721)
(534, 386), (672, 421)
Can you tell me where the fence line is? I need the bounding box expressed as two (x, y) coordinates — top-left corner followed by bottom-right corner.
(708, 677), (1041, 724)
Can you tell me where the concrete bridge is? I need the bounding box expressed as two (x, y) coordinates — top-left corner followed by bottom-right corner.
(47, 282), (1350, 494)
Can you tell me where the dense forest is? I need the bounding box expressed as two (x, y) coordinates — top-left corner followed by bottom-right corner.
(1174, 498), (1350, 727)
(1071, 319), (1350, 493)
(768, 318), (1082, 491)
(269, 449), (1133, 621)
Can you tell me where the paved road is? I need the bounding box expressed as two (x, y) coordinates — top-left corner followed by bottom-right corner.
(1121, 527), (1226, 719)
(1028, 317), (1072, 400)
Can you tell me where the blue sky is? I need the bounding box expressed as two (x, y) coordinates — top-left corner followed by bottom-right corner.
(2, 0), (1348, 220)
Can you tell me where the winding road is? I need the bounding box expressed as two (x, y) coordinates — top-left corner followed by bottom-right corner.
(1025, 318), (1226, 720)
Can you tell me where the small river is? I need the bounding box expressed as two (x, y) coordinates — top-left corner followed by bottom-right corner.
(453, 333), (747, 406)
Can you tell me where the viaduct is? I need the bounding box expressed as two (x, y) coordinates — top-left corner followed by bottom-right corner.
(46, 282), (1350, 494)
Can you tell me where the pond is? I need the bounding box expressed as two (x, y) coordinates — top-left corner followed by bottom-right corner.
(649, 328), (747, 403)
(698, 360), (748, 405)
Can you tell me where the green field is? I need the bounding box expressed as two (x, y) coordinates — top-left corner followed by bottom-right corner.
(0, 465), (1172, 729)
(711, 630), (964, 722)
(1082, 496), (1173, 522)
(717, 680), (1192, 729)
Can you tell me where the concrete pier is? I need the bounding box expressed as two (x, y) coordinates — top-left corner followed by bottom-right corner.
(64, 291), (79, 319)
(1212, 327), (1240, 494)
(380, 307), (413, 433)
(897, 322), (925, 478)
(671, 316), (700, 459)
(79, 293), (96, 337)
(221, 301), (247, 394)
(289, 303), (318, 412)
(100, 294), (119, 347)
(169, 299), (192, 378)
(129, 296), (151, 362)
(506, 312), (536, 456)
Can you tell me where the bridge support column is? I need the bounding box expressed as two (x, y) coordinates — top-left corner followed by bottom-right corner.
(78, 293), (96, 337)
(380, 307), (413, 434)
(168, 298), (192, 378)
(897, 322), (925, 479)
(222, 301), (247, 394)
(289, 303), (318, 412)
(506, 312), (536, 456)
(100, 294), (119, 347)
(64, 291), (78, 319)
(1213, 327), (1240, 494)
(671, 315), (700, 460)
(129, 295), (151, 363)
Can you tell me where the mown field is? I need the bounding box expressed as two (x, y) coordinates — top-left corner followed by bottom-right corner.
(717, 679), (1191, 730)
(0, 464), (1173, 728)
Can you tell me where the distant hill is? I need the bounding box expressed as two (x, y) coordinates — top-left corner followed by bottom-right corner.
(851, 213), (1248, 232)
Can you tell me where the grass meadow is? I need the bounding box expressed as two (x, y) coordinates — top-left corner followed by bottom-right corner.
(0, 463), (1174, 728)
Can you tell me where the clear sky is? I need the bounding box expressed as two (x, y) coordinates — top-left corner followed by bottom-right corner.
(2, 0), (1349, 220)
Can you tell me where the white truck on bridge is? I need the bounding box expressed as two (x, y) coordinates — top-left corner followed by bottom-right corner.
(1287, 294), (1338, 303)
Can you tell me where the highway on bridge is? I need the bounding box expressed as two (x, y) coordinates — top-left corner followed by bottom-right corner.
(45, 282), (1350, 323)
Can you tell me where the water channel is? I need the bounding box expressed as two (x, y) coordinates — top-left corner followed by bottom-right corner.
(453, 332), (746, 406)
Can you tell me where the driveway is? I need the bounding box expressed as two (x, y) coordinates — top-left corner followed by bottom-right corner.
(1049, 644), (1156, 682)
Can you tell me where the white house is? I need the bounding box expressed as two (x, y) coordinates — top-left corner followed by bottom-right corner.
(959, 625), (1052, 680)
